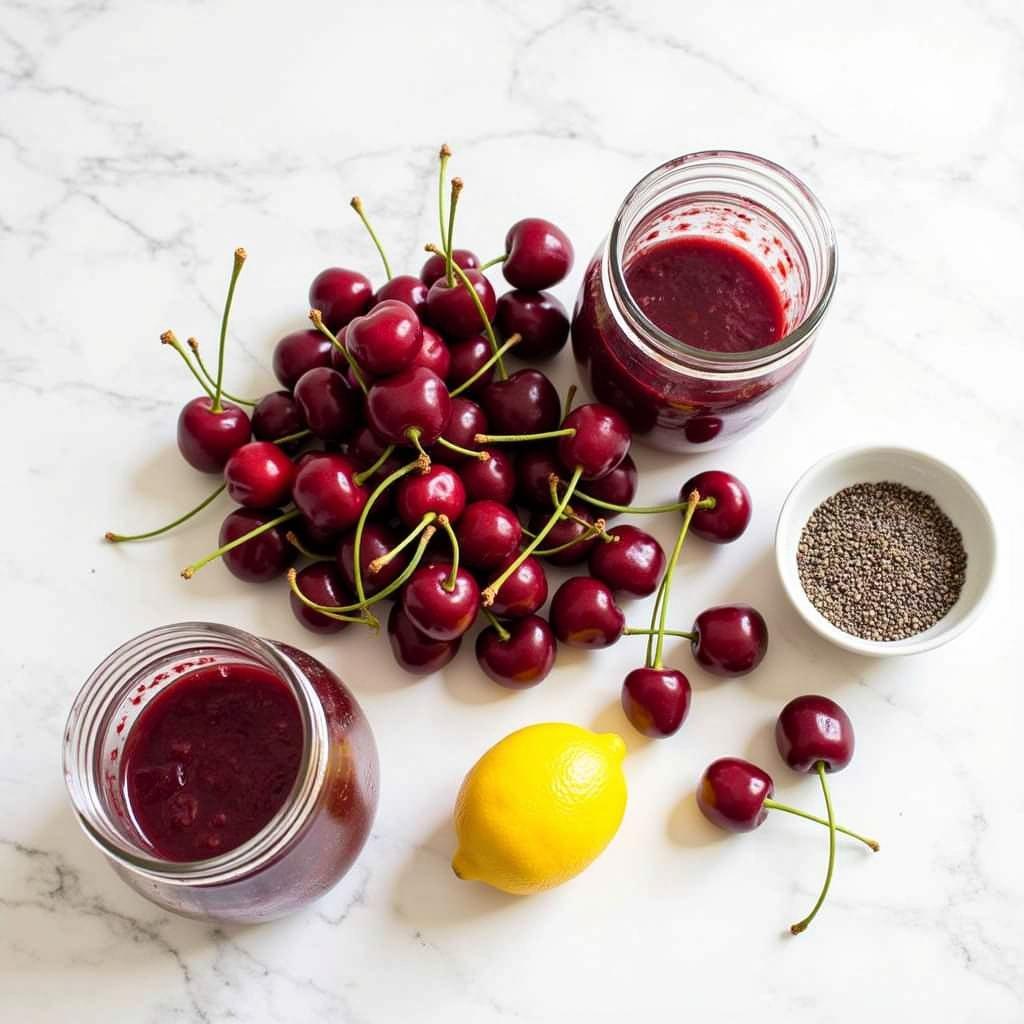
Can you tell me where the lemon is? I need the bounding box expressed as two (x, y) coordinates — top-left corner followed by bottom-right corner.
(452, 722), (627, 895)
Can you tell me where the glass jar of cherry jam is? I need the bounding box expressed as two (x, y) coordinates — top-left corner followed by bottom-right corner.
(63, 622), (379, 924)
(572, 151), (837, 452)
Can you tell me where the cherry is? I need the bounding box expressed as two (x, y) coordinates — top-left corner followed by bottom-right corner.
(480, 369), (560, 436)
(411, 325), (451, 381)
(177, 396), (251, 473)
(776, 695), (854, 774)
(448, 336), (495, 396)
(456, 500), (522, 571)
(348, 424), (405, 483)
(684, 416), (723, 445)
(460, 447), (516, 504)
(682, 470), (752, 543)
(589, 524), (664, 597)
(223, 441), (296, 509)
(435, 397), (487, 464)
(516, 446), (562, 510)
(529, 507), (600, 567)
(308, 267), (373, 332)
(365, 366), (452, 447)
(395, 464), (466, 527)
(217, 508), (295, 582)
(557, 403), (631, 481)
(251, 390), (305, 446)
(420, 248), (479, 287)
(292, 453), (368, 534)
(549, 577), (624, 649)
(487, 554), (547, 617)
(293, 367), (360, 441)
(502, 218), (574, 290)
(347, 300), (423, 376)
(494, 290), (569, 360)
(691, 605), (768, 677)
(697, 758), (775, 833)
(426, 269), (496, 341)
(329, 325), (353, 373)
(387, 604), (461, 675)
(374, 274), (428, 318)
(292, 512), (339, 552)
(272, 329), (334, 390)
(289, 562), (353, 634)
(476, 614), (556, 689)
(621, 667), (691, 738)
(337, 522), (407, 596)
(401, 562), (479, 641)
(581, 454), (637, 518)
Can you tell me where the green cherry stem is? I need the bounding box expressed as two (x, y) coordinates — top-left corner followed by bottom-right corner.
(437, 514), (460, 591)
(563, 383), (578, 420)
(181, 507), (300, 579)
(353, 445), (396, 486)
(285, 530), (330, 561)
(404, 427), (432, 472)
(532, 521), (606, 558)
(309, 309), (368, 394)
(437, 143), (451, 252)
(623, 627), (696, 640)
(212, 247), (246, 413)
(474, 427), (575, 445)
(105, 483), (226, 543)
(481, 607), (510, 641)
(651, 489), (700, 669)
(546, 480), (615, 541)
(448, 334), (521, 397)
(350, 196), (393, 280)
(436, 437), (490, 461)
(186, 337), (256, 406)
(444, 178), (463, 287)
(367, 513), (437, 575)
(272, 428), (312, 447)
(561, 487), (717, 517)
(161, 330), (213, 399)
(477, 254), (507, 272)
(790, 761), (837, 935)
(764, 799), (879, 852)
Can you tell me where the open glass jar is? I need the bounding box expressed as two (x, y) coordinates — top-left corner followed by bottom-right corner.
(63, 622), (379, 924)
(572, 151), (837, 452)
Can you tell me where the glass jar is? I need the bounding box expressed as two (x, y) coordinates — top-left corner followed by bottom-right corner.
(63, 622), (379, 924)
(572, 151), (837, 452)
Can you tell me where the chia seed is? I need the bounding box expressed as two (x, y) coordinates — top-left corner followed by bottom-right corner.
(796, 482), (967, 641)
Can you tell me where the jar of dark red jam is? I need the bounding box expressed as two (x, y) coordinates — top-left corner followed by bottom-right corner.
(63, 623), (379, 924)
(572, 151), (837, 451)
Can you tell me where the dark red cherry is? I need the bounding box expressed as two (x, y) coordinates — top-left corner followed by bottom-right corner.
(308, 267), (373, 332)
(289, 562), (352, 634)
(374, 274), (428, 318)
(292, 453), (368, 534)
(395, 463), (466, 527)
(329, 325), (352, 372)
(401, 563), (480, 641)
(503, 218), (574, 290)
(557, 403), (631, 481)
(460, 447), (516, 504)
(272, 329), (334, 390)
(691, 605), (768, 677)
(488, 554), (547, 618)
(348, 425), (405, 483)
(776, 695), (855, 774)
(528, 507), (599, 567)
(435, 397), (487, 464)
(387, 604), (461, 675)
(448, 335), (495, 396)
(365, 366), (452, 446)
(346, 300), (423, 376)
(683, 470), (752, 543)
(411, 325), (451, 381)
(224, 441), (296, 509)
(293, 367), (360, 441)
(621, 667), (692, 738)
(251, 390), (305, 446)
(589, 524), (664, 597)
(697, 757), (775, 832)
(495, 290), (569, 360)
(456, 501), (522, 571)
(480, 368), (560, 436)
(684, 415), (723, 445)
(476, 615), (556, 689)
(218, 507), (295, 583)
(337, 521), (407, 596)
(292, 511), (338, 552)
(425, 270), (496, 341)
(177, 397), (251, 473)
(420, 248), (479, 287)
(549, 577), (624, 649)
(516, 446), (561, 510)
(583, 454), (638, 517)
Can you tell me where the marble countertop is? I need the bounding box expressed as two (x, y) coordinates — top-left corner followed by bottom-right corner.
(3, 1), (1022, 1021)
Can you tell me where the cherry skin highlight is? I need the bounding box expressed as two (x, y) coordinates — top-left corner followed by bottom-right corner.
(395, 464), (467, 527)
(495, 289), (569, 360)
(691, 605), (769, 677)
(272, 329), (334, 390)
(290, 562), (353, 634)
(557, 403), (631, 481)
(218, 508), (296, 582)
(776, 695), (855, 773)
(401, 563), (480, 641)
(503, 218), (574, 290)
(683, 470), (752, 543)
(293, 367), (360, 441)
(387, 604), (461, 675)
(621, 667), (692, 738)
(292, 453), (368, 534)
(425, 270), (496, 341)
(456, 500), (522, 571)
(308, 267), (373, 332)
(697, 757), (775, 832)
(589, 524), (665, 597)
(177, 397), (251, 473)
(420, 248), (479, 287)
(346, 299), (423, 377)
(476, 615), (556, 689)
(224, 441), (296, 509)
(365, 366), (452, 446)
(549, 577), (624, 649)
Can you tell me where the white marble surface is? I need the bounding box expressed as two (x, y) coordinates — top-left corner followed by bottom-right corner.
(3, 1), (1023, 1020)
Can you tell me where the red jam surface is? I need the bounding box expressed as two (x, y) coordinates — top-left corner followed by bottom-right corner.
(121, 663), (302, 862)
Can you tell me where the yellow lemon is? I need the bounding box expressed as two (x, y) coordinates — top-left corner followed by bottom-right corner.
(452, 722), (627, 895)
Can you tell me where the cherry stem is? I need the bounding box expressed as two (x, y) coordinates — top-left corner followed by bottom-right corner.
(547, 482), (615, 541)
(181, 507), (299, 579)
(405, 428), (431, 472)
(532, 520), (606, 558)
(650, 490), (700, 669)
(437, 514), (460, 591)
(437, 143), (451, 252)
(161, 330), (213, 399)
(790, 761), (837, 935)
(186, 338), (256, 406)
(481, 608), (511, 642)
(350, 196), (393, 280)
(105, 483), (226, 543)
(448, 333), (521, 397)
(353, 445), (396, 486)
(436, 437), (490, 461)
(367, 513), (436, 575)
(563, 488), (717, 517)
(764, 799), (879, 852)
(482, 467), (582, 606)
(285, 530), (330, 561)
(475, 427), (575, 445)
(212, 247), (246, 414)
(563, 383), (578, 420)
(477, 254), (507, 272)
(623, 627), (697, 640)
(273, 428), (312, 446)
(309, 309), (368, 394)
(444, 178), (463, 287)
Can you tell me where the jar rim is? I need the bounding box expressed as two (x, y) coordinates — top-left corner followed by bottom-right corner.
(63, 621), (328, 885)
(607, 150), (838, 372)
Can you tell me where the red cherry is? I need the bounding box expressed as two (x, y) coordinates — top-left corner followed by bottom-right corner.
(425, 270), (496, 341)
(224, 441), (296, 509)
(621, 667), (692, 738)
(401, 563), (480, 641)
(395, 464), (466, 527)
(420, 248), (479, 287)
(337, 522), (407, 596)
(308, 267), (373, 332)
(456, 501), (522, 571)
(177, 397), (251, 473)
(488, 554), (547, 617)
(776, 696), (855, 773)
(251, 390), (305, 446)
(293, 367), (360, 441)
(549, 577), (624, 649)
(528, 507), (599, 567)
(589, 524), (664, 597)
(480, 368), (560, 436)
(516, 446), (562, 510)
(292, 453), (368, 534)
(697, 758), (775, 833)
(348, 425), (405, 483)
(272, 329), (333, 390)
(365, 366), (452, 446)
(448, 335), (495, 396)
(289, 562), (352, 634)
(583, 454), (638, 517)
(476, 615), (556, 688)
(557, 403), (631, 481)
(435, 397), (487, 464)
(503, 218), (574, 290)
(218, 508), (295, 582)
(374, 274), (428, 318)
(683, 470), (752, 543)
(494, 290), (569, 360)
(460, 447), (516, 504)
(387, 604), (461, 675)
(691, 605), (768, 677)
(411, 325), (451, 381)
(347, 300), (423, 376)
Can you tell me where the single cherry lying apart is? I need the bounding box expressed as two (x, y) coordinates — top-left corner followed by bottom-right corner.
(621, 667), (691, 738)
(691, 605), (768, 677)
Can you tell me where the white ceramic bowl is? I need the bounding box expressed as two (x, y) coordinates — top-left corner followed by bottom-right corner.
(775, 446), (997, 656)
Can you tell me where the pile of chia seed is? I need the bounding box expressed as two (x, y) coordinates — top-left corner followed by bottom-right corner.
(796, 481), (967, 641)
